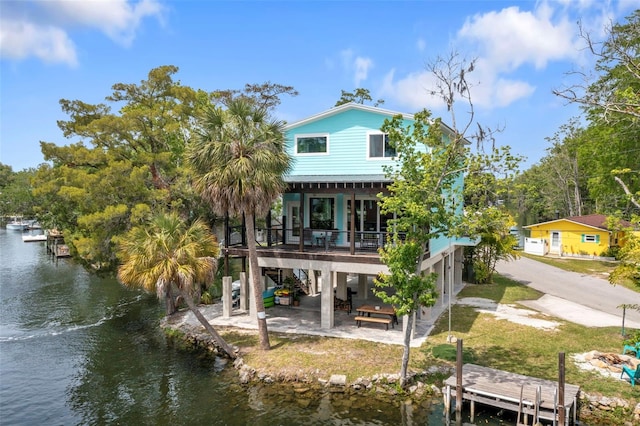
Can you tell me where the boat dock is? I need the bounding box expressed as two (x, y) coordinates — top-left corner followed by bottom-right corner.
(22, 234), (47, 242)
(45, 231), (70, 258)
(443, 341), (580, 425)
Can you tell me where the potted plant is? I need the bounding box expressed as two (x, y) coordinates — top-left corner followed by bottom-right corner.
(283, 276), (295, 289)
(292, 293), (300, 307)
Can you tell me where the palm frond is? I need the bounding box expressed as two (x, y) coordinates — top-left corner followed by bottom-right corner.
(116, 211), (219, 303)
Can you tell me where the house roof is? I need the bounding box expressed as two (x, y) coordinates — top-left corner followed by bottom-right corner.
(284, 102), (413, 131)
(285, 174), (389, 183)
(523, 214), (633, 232)
(284, 174), (390, 193)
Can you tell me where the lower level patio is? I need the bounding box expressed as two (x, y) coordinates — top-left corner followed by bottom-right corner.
(172, 277), (467, 347)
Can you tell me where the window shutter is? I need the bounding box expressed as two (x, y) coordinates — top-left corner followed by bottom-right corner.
(596, 234), (600, 243)
(581, 234), (585, 243)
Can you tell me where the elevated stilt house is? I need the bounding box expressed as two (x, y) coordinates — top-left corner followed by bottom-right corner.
(223, 103), (476, 330)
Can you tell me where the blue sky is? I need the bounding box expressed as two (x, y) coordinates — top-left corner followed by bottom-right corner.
(1, 0), (639, 172)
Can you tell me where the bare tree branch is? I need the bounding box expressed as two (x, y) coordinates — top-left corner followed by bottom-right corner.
(426, 52), (503, 151)
(614, 176), (640, 209)
(553, 17), (640, 123)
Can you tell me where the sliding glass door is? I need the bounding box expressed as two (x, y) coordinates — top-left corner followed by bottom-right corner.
(347, 198), (387, 242)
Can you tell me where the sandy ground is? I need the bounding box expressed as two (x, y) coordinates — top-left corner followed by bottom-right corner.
(457, 297), (561, 330)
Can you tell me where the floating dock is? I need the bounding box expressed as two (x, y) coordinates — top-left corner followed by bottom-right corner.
(22, 234), (47, 242)
(45, 231), (71, 258)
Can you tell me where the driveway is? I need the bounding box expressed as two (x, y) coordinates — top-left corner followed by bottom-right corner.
(495, 257), (640, 329)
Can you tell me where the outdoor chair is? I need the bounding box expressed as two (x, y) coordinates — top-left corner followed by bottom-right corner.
(622, 342), (639, 358)
(303, 228), (314, 246)
(328, 229), (339, 248)
(334, 287), (353, 314)
(361, 233), (379, 250)
(620, 365), (639, 387)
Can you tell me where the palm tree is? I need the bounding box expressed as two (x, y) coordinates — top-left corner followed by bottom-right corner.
(188, 98), (292, 351)
(117, 212), (236, 359)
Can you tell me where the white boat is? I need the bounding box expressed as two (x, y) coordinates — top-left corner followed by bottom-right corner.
(6, 217), (29, 231)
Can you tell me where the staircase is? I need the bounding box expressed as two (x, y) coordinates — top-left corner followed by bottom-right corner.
(293, 270), (310, 295)
(264, 269), (282, 287)
(264, 268), (311, 295)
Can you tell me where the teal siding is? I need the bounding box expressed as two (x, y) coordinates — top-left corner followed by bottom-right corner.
(431, 234), (478, 256)
(286, 109), (414, 176)
(430, 235), (452, 256)
(282, 104), (476, 255)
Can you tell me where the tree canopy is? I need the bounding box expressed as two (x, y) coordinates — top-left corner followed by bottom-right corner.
(463, 146), (522, 283)
(29, 66), (298, 273)
(544, 12), (640, 218)
(374, 52), (516, 387)
(31, 66), (204, 270)
(0, 164), (38, 219)
(335, 88), (384, 107)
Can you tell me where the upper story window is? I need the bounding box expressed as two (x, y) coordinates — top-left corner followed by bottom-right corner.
(295, 134), (328, 155)
(368, 133), (395, 159)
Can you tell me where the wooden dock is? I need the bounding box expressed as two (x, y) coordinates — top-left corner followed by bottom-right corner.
(22, 234), (47, 242)
(444, 363), (580, 425)
(45, 231), (71, 258)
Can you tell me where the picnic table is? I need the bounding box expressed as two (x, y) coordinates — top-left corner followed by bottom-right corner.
(355, 304), (398, 329)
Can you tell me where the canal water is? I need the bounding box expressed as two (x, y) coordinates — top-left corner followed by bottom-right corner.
(0, 229), (508, 425)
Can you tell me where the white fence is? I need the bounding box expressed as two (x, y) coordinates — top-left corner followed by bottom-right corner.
(524, 237), (548, 256)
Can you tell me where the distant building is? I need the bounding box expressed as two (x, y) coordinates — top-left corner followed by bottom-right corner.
(523, 214), (633, 258)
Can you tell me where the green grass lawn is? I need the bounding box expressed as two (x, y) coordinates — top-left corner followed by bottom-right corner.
(425, 276), (636, 396)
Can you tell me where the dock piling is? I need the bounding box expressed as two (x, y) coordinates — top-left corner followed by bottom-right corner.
(456, 339), (463, 414)
(558, 352), (566, 426)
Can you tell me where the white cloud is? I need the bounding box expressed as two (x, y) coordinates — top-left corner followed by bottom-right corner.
(0, 19), (78, 66)
(340, 49), (374, 87)
(380, 68), (443, 111)
(493, 78), (537, 107)
(457, 58), (536, 108)
(416, 37), (426, 52)
(380, 2), (579, 111)
(353, 56), (373, 87)
(0, 0), (163, 66)
(457, 4), (579, 71)
(43, 0), (164, 47)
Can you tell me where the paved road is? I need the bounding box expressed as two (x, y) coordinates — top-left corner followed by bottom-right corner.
(495, 257), (640, 328)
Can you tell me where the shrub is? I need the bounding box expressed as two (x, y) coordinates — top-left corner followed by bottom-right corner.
(600, 246), (620, 259)
(472, 260), (492, 284)
(200, 290), (214, 305)
(623, 329), (640, 346)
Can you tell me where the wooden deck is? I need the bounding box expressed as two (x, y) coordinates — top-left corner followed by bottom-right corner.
(444, 364), (580, 425)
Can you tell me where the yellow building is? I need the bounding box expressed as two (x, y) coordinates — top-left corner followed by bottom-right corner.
(524, 214), (631, 257)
